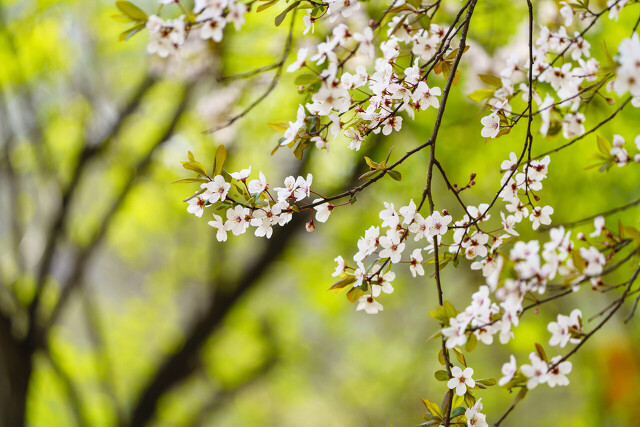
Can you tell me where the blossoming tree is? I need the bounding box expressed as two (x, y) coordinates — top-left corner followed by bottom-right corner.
(114, 0), (640, 424)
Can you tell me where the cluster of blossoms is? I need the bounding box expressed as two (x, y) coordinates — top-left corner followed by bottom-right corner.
(498, 352), (573, 390)
(284, 18), (447, 152)
(612, 31), (640, 96)
(332, 200), (452, 314)
(186, 167), (333, 240)
(608, 134), (640, 166)
(442, 214), (607, 353)
(478, 6), (605, 141)
(134, 0), (640, 423)
(147, 0), (247, 57)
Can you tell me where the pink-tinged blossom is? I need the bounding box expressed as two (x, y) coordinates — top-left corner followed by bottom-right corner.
(411, 82), (441, 110)
(547, 356), (572, 387)
(248, 171), (267, 194)
(286, 48), (308, 73)
(442, 317), (469, 349)
(200, 15), (226, 42)
(579, 246), (606, 276)
(409, 249), (424, 277)
(447, 366), (475, 396)
(529, 205), (553, 230)
(378, 231), (405, 264)
(371, 271), (395, 297)
(207, 214), (228, 242)
(465, 398), (488, 427)
(187, 196), (207, 218)
(379, 202), (400, 228)
(332, 256), (346, 277)
(481, 113), (500, 138)
(354, 226), (380, 262)
(225, 205), (251, 236)
(521, 352), (549, 389)
(399, 200), (417, 225)
(202, 175), (231, 204)
(427, 211), (452, 236)
(230, 166), (251, 181)
(498, 355), (517, 386)
(314, 199), (334, 223)
(356, 295), (383, 314)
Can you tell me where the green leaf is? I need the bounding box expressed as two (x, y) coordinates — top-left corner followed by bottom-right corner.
(421, 399), (442, 419)
(293, 140), (309, 160)
(468, 88), (495, 103)
(434, 370), (449, 381)
(429, 306), (448, 324)
(478, 73), (502, 87)
(450, 406), (466, 418)
(465, 332), (477, 352)
(597, 134), (612, 155)
(387, 170), (402, 181)
(181, 161), (208, 177)
(364, 156), (380, 169)
(416, 421), (440, 427)
(622, 226), (640, 244)
(359, 170), (380, 180)
(476, 378), (497, 386)
(294, 74), (317, 85)
(111, 13), (134, 22)
(437, 348), (446, 365)
(115, 1), (148, 21)
(329, 276), (356, 291)
(171, 178), (209, 184)
(188, 151), (195, 162)
(463, 391), (476, 408)
(451, 392), (464, 410)
(275, 1), (301, 26)
(119, 22), (146, 41)
(213, 145), (227, 177)
(346, 287), (364, 303)
(452, 347), (466, 367)
(257, 0), (279, 12)
(443, 301), (458, 319)
(268, 121), (289, 132)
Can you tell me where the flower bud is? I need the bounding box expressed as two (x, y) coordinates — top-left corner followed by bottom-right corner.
(577, 232), (585, 241)
(306, 220), (315, 232)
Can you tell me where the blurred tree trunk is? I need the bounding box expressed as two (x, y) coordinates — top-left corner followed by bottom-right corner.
(0, 316), (31, 427)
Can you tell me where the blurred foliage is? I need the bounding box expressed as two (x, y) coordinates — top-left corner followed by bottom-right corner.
(0, 0), (639, 426)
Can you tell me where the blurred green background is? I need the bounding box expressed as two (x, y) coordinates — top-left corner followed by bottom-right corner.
(1, 0), (640, 426)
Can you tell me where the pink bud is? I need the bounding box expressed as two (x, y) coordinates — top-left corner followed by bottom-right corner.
(306, 220), (315, 232)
